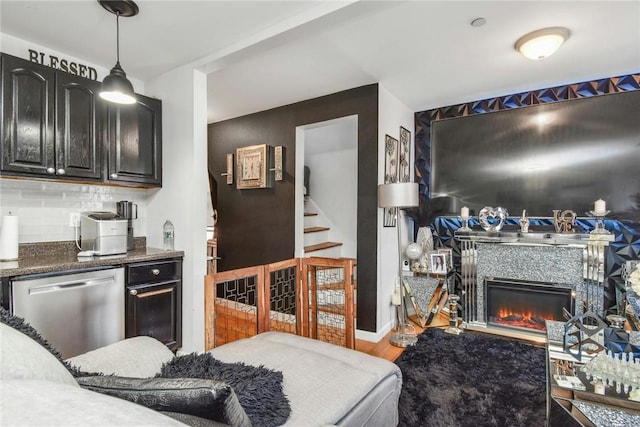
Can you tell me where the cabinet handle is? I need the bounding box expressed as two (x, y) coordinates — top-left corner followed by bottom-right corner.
(110, 173), (118, 179)
(151, 268), (160, 275)
(136, 288), (174, 299)
(129, 289), (138, 296)
(47, 167), (55, 174)
(57, 168), (65, 175)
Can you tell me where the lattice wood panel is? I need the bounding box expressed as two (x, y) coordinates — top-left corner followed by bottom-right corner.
(205, 257), (356, 351)
(304, 257), (356, 349)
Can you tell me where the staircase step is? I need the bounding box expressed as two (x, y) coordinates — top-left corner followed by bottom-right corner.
(304, 212), (318, 217)
(305, 226), (330, 234)
(305, 241), (343, 253)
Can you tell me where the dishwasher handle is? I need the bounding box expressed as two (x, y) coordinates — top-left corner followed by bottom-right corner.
(28, 277), (115, 295)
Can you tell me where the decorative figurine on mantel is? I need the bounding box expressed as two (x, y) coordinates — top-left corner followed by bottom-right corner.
(520, 210), (530, 233)
(478, 206), (508, 232)
(459, 206), (471, 232)
(552, 209), (576, 233)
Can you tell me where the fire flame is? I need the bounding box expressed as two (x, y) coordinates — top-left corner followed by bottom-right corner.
(493, 307), (556, 331)
(496, 308), (554, 321)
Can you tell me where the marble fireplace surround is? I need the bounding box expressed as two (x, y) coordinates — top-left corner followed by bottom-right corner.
(457, 232), (613, 332)
(476, 243), (583, 322)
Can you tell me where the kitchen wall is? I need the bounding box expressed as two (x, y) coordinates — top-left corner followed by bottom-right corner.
(1, 32), (210, 354)
(0, 33), (144, 92)
(0, 33), (154, 245)
(145, 65), (209, 354)
(0, 179), (152, 244)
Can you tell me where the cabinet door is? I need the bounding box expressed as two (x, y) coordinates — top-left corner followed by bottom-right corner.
(55, 72), (103, 179)
(126, 280), (181, 350)
(106, 94), (162, 186)
(1, 54), (55, 176)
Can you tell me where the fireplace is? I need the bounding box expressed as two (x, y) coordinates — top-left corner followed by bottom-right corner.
(486, 279), (574, 333)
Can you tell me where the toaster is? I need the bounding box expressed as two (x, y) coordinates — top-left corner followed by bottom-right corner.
(80, 212), (128, 255)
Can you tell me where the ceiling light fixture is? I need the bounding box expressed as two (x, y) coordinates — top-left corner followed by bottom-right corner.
(98, 0), (138, 104)
(515, 27), (570, 60)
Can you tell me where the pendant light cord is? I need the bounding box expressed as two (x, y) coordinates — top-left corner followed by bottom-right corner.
(115, 11), (121, 65)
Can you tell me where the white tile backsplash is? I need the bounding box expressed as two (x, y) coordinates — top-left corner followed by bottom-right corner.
(0, 178), (150, 243)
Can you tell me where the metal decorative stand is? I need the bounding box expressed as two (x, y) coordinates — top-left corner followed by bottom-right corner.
(588, 210), (611, 235)
(444, 294), (462, 335)
(390, 207), (418, 348)
(606, 314), (627, 329)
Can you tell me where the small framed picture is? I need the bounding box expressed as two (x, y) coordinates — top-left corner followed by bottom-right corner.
(383, 134), (399, 227)
(236, 144), (272, 189)
(430, 253), (447, 275)
(398, 126), (411, 183)
(438, 248), (453, 269)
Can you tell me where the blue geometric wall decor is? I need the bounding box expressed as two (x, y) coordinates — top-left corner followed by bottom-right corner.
(416, 73), (640, 314)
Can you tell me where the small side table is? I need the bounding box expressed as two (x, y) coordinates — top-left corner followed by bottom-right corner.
(545, 320), (640, 426)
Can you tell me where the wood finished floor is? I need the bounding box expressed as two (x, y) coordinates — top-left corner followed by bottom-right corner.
(355, 312), (449, 362)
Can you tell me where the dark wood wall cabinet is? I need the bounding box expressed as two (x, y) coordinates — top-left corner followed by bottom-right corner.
(126, 258), (182, 351)
(1, 53), (162, 187)
(105, 94), (162, 186)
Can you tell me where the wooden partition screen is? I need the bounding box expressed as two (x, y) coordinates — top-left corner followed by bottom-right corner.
(204, 257), (356, 351)
(304, 257), (356, 349)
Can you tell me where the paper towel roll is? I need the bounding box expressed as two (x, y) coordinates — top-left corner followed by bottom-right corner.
(0, 215), (19, 261)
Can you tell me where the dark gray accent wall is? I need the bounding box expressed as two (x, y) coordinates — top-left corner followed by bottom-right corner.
(208, 83), (379, 332)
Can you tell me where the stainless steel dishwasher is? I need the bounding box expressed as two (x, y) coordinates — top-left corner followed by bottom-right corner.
(10, 267), (125, 359)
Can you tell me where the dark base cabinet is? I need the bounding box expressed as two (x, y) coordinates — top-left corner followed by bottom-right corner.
(126, 258), (182, 351)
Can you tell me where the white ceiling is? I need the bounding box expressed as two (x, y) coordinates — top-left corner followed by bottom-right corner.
(1, 1), (639, 124)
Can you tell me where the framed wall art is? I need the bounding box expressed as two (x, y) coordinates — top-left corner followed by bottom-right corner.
(399, 126), (411, 183)
(236, 144), (272, 189)
(223, 153), (234, 185)
(384, 134), (399, 227)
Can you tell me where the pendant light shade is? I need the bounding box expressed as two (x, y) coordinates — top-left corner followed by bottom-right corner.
(101, 62), (136, 104)
(98, 0), (138, 104)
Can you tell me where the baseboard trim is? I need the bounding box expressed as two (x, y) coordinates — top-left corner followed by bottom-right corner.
(356, 322), (393, 343)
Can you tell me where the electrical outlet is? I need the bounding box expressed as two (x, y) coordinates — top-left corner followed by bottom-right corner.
(69, 212), (80, 228)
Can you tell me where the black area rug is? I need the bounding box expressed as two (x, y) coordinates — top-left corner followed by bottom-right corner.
(396, 328), (546, 427)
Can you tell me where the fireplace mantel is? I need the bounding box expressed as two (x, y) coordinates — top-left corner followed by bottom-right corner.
(455, 230), (614, 246)
(454, 229), (614, 339)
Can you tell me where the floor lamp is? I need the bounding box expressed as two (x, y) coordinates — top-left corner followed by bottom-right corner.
(379, 182), (419, 347)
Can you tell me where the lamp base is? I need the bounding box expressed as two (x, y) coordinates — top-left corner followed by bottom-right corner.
(390, 331), (418, 348)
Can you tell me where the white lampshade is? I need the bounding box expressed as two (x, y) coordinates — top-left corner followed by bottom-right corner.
(515, 27), (570, 60)
(378, 182), (419, 208)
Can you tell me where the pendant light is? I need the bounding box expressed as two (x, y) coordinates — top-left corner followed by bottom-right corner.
(99, 0), (138, 104)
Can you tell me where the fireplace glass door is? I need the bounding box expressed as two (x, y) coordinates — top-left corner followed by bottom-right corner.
(486, 279), (573, 333)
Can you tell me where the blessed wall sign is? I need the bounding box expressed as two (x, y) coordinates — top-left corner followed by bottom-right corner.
(27, 49), (98, 81)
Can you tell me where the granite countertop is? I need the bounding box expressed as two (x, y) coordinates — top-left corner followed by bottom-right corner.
(0, 239), (184, 278)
